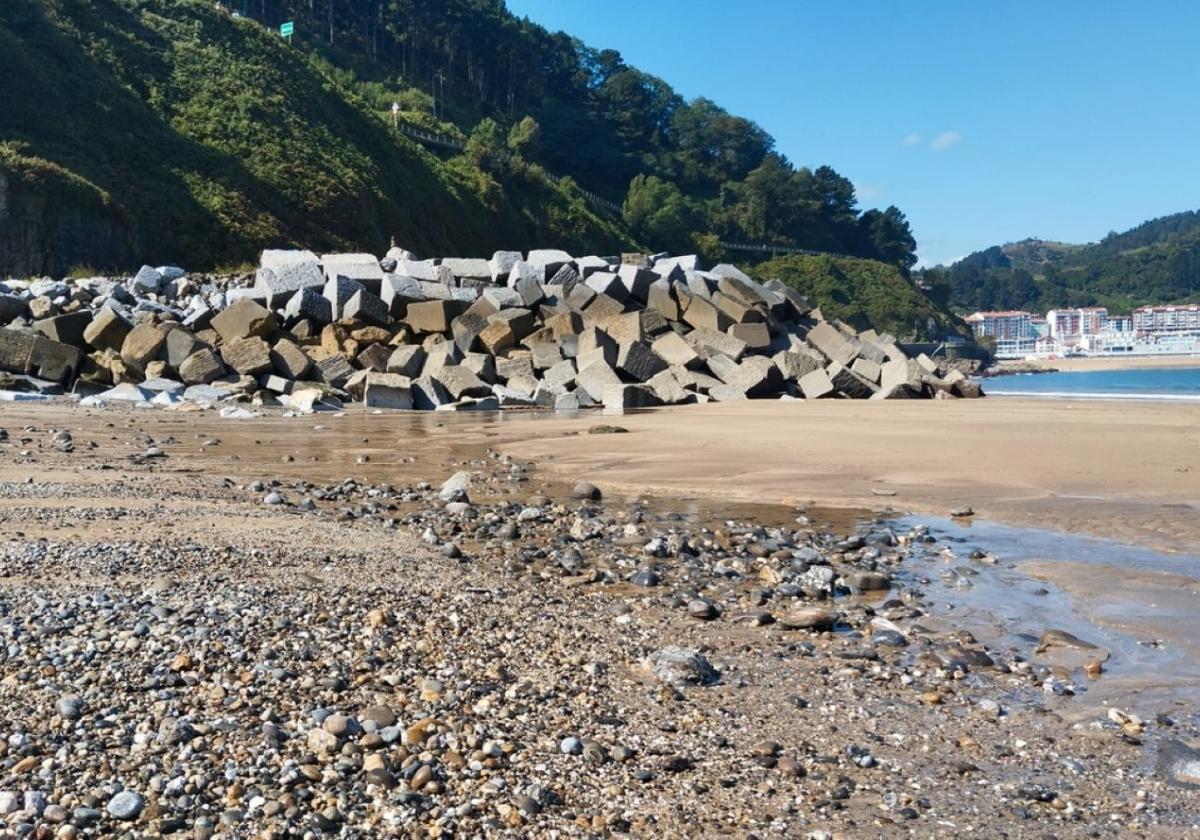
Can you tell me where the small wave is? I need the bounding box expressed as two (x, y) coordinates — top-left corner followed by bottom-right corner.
(986, 390), (1200, 401)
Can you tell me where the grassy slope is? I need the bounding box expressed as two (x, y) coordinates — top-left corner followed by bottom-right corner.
(0, 0), (629, 273)
(754, 254), (965, 341)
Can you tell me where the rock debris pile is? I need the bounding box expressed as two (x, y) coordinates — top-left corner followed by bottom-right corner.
(0, 248), (980, 411)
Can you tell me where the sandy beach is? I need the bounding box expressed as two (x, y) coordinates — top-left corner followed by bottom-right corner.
(2, 397), (1200, 834)
(494, 398), (1200, 555)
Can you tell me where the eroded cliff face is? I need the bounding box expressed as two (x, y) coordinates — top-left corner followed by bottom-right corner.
(0, 158), (136, 278)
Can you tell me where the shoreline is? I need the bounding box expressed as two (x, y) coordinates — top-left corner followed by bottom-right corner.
(493, 398), (1200, 557)
(991, 354), (1200, 374)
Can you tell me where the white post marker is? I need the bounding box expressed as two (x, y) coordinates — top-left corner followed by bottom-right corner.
(391, 102), (399, 128)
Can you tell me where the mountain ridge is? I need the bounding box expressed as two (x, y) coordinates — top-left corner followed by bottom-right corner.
(924, 210), (1200, 314)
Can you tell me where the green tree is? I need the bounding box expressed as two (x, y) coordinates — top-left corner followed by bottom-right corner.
(858, 206), (917, 269)
(466, 117), (505, 169)
(506, 115), (541, 159)
(623, 174), (702, 252)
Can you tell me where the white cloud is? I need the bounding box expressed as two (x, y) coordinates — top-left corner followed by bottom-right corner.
(929, 131), (961, 151)
(902, 133), (923, 146)
(854, 181), (885, 202)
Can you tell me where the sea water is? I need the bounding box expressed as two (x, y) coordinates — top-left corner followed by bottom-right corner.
(982, 365), (1200, 400)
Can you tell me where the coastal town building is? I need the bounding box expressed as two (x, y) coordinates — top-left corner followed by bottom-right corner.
(1133, 304), (1200, 335)
(974, 304), (1200, 358)
(964, 310), (1037, 357)
(1046, 307), (1109, 344)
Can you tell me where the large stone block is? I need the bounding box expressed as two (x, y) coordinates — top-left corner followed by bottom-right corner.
(478, 321), (515, 355)
(727, 356), (785, 397)
(762, 278), (813, 319)
(728, 322), (771, 351)
(577, 327), (618, 368)
(386, 344), (426, 378)
(651, 331), (700, 368)
(34, 311), (92, 348)
(405, 300), (469, 334)
(322, 253), (385, 294)
(851, 356), (882, 384)
(0, 331), (80, 383)
(525, 249), (572, 279)
(711, 291), (762, 324)
(410, 376), (451, 410)
(645, 281), (680, 321)
(357, 343), (393, 372)
(496, 355), (535, 383)
(462, 352), (497, 383)
(315, 354), (355, 389)
(450, 312), (488, 354)
(547, 263), (580, 290)
(212, 298), (277, 344)
(488, 307), (537, 341)
(602, 383), (663, 410)
(379, 274), (425, 318)
(646, 369), (692, 404)
(685, 326), (748, 361)
(255, 261), (325, 308)
(164, 327), (204, 370)
(179, 349), (225, 384)
(489, 250), (523, 283)
(343, 290), (390, 328)
(798, 367), (835, 399)
(544, 311), (582, 340)
(541, 359), (577, 391)
(616, 341), (668, 383)
(585, 272), (627, 303)
(616, 265), (655, 302)
(270, 338), (312, 380)
(440, 258), (491, 282)
(575, 359), (623, 402)
(432, 365), (491, 400)
(221, 337), (273, 376)
(562, 281), (594, 312)
(260, 248), (319, 271)
(283, 288), (332, 325)
(323, 276), (366, 321)
(806, 321), (859, 366)
(772, 349), (823, 381)
(581, 293), (625, 328)
(120, 323), (167, 373)
(363, 372), (414, 409)
(682, 295), (732, 332)
(827, 361), (877, 398)
(481, 286), (524, 311)
(600, 311), (643, 346)
(528, 342), (562, 371)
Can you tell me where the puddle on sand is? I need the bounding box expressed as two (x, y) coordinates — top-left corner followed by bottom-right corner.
(900, 515), (1200, 718)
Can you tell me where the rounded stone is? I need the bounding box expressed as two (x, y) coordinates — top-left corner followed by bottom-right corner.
(106, 791), (146, 821)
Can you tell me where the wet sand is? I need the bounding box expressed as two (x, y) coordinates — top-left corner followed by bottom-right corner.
(3, 398), (1197, 553)
(493, 398), (1200, 556)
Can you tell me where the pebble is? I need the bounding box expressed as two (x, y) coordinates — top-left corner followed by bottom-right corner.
(106, 791), (145, 821)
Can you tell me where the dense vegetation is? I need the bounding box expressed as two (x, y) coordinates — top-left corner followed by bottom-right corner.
(0, 0), (919, 275)
(755, 254), (965, 341)
(0, 0), (627, 274)
(925, 211), (1200, 314)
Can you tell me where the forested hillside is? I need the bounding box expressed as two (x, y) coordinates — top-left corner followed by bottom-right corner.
(0, 0), (918, 276)
(925, 211), (1200, 314)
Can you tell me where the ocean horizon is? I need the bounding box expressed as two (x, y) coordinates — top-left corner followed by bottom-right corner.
(982, 364), (1200, 400)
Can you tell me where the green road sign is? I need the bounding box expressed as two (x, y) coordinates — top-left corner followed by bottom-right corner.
(280, 21), (294, 37)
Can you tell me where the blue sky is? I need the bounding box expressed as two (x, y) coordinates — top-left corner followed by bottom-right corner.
(505, 0), (1200, 266)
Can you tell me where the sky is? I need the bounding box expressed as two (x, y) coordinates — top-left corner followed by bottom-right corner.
(505, 0), (1200, 266)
